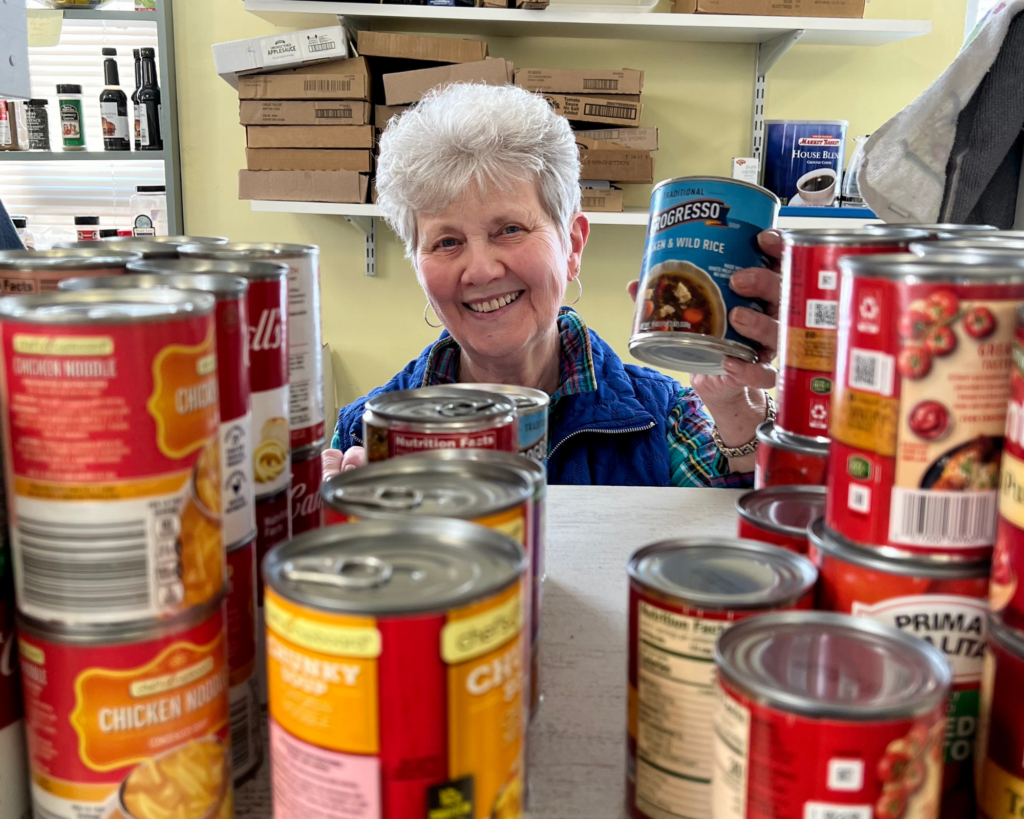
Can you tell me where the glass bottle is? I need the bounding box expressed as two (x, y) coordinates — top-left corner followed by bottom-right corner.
(132, 49), (142, 152)
(138, 48), (163, 151)
(100, 48), (130, 152)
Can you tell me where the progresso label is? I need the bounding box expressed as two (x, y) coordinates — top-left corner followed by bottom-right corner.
(762, 120), (848, 207)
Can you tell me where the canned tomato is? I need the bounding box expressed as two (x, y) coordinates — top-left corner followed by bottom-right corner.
(0, 248), (141, 295)
(713, 612), (951, 819)
(181, 243), (324, 449)
(60, 272), (258, 548)
(264, 519), (527, 819)
(627, 539), (816, 819)
(447, 383), (550, 462)
(976, 613), (1024, 819)
(226, 536), (262, 784)
(736, 485), (825, 553)
(754, 420), (829, 488)
(18, 597), (232, 819)
(778, 229), (927, 439)
(808, 518), (989, 813)
(0, 290), (223, 625)
(630, 176), (780, 374)
(363, 386), (518, 461)
(290, 443), (323, 535)
(828, 254), (1024, 558)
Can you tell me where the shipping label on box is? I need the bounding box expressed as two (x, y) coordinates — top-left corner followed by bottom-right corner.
(543, 94), (642, 127)
(239, 169), (370, 203)
(246, 148), (374, 172)
(356, 31), (487, 64)
(579, 149), (653, 183)
(246, 125), (377, 150)
(573, 127), (659, 151)
(384, 58), (511, 106)
(213, 25), (349, 77)
(237, 57), (370, 101)
(580, 186), (624, 213)
(516, 68), (643, 96)
(239, 100), (372, 126)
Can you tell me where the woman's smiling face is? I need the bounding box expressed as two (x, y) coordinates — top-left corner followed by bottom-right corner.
(415, 180), (585, 363)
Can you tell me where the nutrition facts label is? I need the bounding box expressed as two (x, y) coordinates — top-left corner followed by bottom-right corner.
(710, 688), (750, 819)
(636, 601), (727, 819)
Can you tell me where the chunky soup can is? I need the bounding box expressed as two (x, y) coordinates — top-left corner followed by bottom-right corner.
(735, 485), (825, 553)
(226, 536), (262, 784)
(754, 420), (829, 488)
(289, 442), (323, 536)
(713, 612), (951, 819)
(363, 386), (518, 461)
(181, 242), (324, 449)
(778, 229), (928, 440)
(0, 289), (223, 625)
(0, 248), (141, 295)
(827, 254), (1024, 559)
(18, 596), (233, 819)
(631, 176), (780, 375)
(264, 519), (528, 819)
(808, 518), (989, 815)
(626, 539), (816, 819)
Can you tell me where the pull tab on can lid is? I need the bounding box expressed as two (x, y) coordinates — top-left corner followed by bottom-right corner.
(366, 386), (516, 426)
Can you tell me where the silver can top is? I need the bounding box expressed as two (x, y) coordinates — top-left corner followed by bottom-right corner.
(53, 239), (181, 259)
(840, 252), (1024, 283)
(179, 241), (317, 259)
(736, 486), (826, 539)
(756, 420), (829, 456)
(59, 272), (248, 300)
(445, 382), (550, 414)
(0, 288), (215, 324)
(0, 248), (142, 270)
(366, 386), (516, 428)
(783, 227), (929, 247)
(126, 257), (289, 281)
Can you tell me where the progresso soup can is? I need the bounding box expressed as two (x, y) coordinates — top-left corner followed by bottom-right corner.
(808, 518), (989, 816)
(713, 612), (951, 819)
(263, 519), (528, 819)
(735, 485), (825, 554)
(363, 386), (518, 461)
(626, 539), (817, 819)
(0, 248), (141, 295)
(447, 383), (550, 462)
(761, 120), (848, 207)
(754, 421), (829, 488)
(827, 254), (1024, 559)
(631, 176), (780, 374)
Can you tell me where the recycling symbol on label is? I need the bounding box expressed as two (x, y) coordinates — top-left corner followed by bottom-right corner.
(810, 405), (828, 421)
(859, 296), (880, 321)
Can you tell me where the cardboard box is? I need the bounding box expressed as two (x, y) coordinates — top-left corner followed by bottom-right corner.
(580, 149), (653, 183)
(580, 186), (623, 213)
(672, 0), (864, 16)
(236, 57), (371, 101)
(246, 148), (374, 172)
(357, 31), (487, 64)
(239, 169), (370, 203)
(543, 94), (642, 128)
(517, 0), (550, 7)
(246, 125), (376, 150)
(213, 26), (349, 78)
(239, 101), (372, 126)
(384, 58), (512, 106)
(375, 105), (411, 128)
(573, 127), (659, 152)
(516, 68), (643, 96)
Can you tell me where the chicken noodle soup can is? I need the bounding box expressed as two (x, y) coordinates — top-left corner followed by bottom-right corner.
(264, 519), (528, 819)
(778, 229), (928, 440)
(0, 248), (141, 295)
(180, 243), (324, 449)
(0, 290), (223, 625)
(363, 386), (518, 462)
(735, 485), (825, 554)
(808, 518), (990, 813)
(827, 255), (1024, 558)
(754, 420), (829, 489)
(226, 536), (262, 783)
(290, 443), (323, 536)
(630, 176), (780, 375)
(626, 539), (817, 819)
(713, 612), (951, 819)
(18, 596), (232, 819)
(447, 383), (550, 462)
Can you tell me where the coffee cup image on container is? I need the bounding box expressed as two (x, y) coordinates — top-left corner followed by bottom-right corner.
(795, 168), (839, 206)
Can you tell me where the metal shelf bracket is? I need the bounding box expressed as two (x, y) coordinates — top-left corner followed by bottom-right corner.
(344, 214), (376, 276)
(751, 29), (805, 163)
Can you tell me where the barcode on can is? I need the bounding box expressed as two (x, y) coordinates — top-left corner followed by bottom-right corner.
(583, 79), (620, 91)
(230, 688), (255, 773)
(889, 488), (998, 547)
(583, 103), (638, 121)
(303, 79), (352, 92)
(315, 108), (353, 119)
(806, 299), (837, 330)
(848, 349), (894, 396)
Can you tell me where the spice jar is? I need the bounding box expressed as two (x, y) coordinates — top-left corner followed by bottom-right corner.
(130, 185), (167, 236)
(57, 84), (85, 151)
(25, 99), (50, 151)
(75, 216), (100, 241)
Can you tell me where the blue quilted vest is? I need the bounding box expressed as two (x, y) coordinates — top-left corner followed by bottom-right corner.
(333, 325), (682, 486)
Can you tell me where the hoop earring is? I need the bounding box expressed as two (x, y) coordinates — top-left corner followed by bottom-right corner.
(423, 302), (443, 328)
(565, 276), (582, 306)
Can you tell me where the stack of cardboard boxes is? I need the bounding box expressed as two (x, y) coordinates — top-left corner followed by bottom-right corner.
(515, 68), (656, 212)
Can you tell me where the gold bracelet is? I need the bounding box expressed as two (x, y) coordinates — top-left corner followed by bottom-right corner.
(711, 393), (777, 459)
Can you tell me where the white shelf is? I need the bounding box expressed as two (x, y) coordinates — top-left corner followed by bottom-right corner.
(0, 151), (165, 161)
(244, 1), (930, 45)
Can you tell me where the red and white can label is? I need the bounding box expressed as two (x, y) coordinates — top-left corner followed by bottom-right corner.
(283, 251), (325, 450)
(0, 595), (28, 819)
(976, 632), (1024, 819)
(993, 329), (1024, 628)
(289, 447), (322, 536)
(248, 277), (291, 499)
(226, 537), (257, 688)
(366, 424), (518, 461)
(256, 485), (291, 605)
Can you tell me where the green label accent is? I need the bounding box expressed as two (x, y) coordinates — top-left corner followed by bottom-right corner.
(944, 688), (979, 764)
(810, 377), (833, 395)
(848, 455), (871, 481)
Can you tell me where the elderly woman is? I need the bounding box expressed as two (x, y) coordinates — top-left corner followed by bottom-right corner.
(326, 82), (782, 487)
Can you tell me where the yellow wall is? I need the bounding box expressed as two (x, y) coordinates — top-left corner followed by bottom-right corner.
(172, 0), (967, 419)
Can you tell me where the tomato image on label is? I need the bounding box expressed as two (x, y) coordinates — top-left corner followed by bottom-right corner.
(908, 401), (951, 442)
(964, 306), (996, 339)
(898, 345), (932, 379)
(923, 326), (957, 357)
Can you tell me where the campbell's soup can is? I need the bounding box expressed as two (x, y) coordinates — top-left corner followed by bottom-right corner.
(226, 536), (262, 783)
(0, 248), (141, 295)
(290, 443), (323, 536)
(627, 539), (816, 819)
(754, 420), (828, 488)
(778, 229), (928, 440)
(713, 612), (951, 819)
(61, 272), (259, 547)
(630, 176), (780, 375)
(264, 519), (528, 819)
(18, 597), (233, 819)
(808, 518), (989, 816)
(180, 243), (324, 449)
(827, 254), (1024, 559)
(0, 289), (223, 625)
(363, 386), (518, 461)
(256, 483), (292, 601)
(0, 512), (29, 819)
(447, 383), (550, 462)
(735, 485), (825, 553)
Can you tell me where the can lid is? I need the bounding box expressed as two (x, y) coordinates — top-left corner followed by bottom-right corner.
(59, 272), (248, 300)
(783, 227), (930, 247)
(126, 256), (289, 281)
(74, 216), (100, 226)
(627, 538), (817, 611)
(56, 84), (82, 94)
(716, 611), (952, 720)
(756, 420), (829, 456)
(366, 386), (516, 427)
(323, 453), (533, 520)
(0, 288), (215, 324)
(0, 248), (142, 271)
(649, 175), (781, 207)
(896, 224), (998, 234)
(840, 252), (1024, 281)
(135, 185), (165, 193)
(107, 235), (228, 246)
(629, 332), (756, 376)
(10, 216), (26, 229)
(179, 241), (318, 259)
(988, 612), (1024, 658)
(736, 486), (825, 539)
(291, 441), (325, 462)
(807, 518), (990, 579)
(53, 238), (179, 259)
(445, 382), (550, 413)
(412, 448), (545, 490)
(264, 518), (526, 616)
(911, 239), (1024, 258)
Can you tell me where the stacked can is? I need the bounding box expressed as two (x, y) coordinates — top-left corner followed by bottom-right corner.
(0, 248), (141, 295)
(0, 289), (234, 819)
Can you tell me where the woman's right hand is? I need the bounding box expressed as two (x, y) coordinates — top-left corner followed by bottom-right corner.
(322, 446), (367, 480)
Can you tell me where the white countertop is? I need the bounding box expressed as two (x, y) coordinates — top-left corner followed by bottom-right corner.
(236, 485), (744, 819)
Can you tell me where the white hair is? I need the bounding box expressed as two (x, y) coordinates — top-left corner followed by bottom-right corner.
(376, 82), (582, 258)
